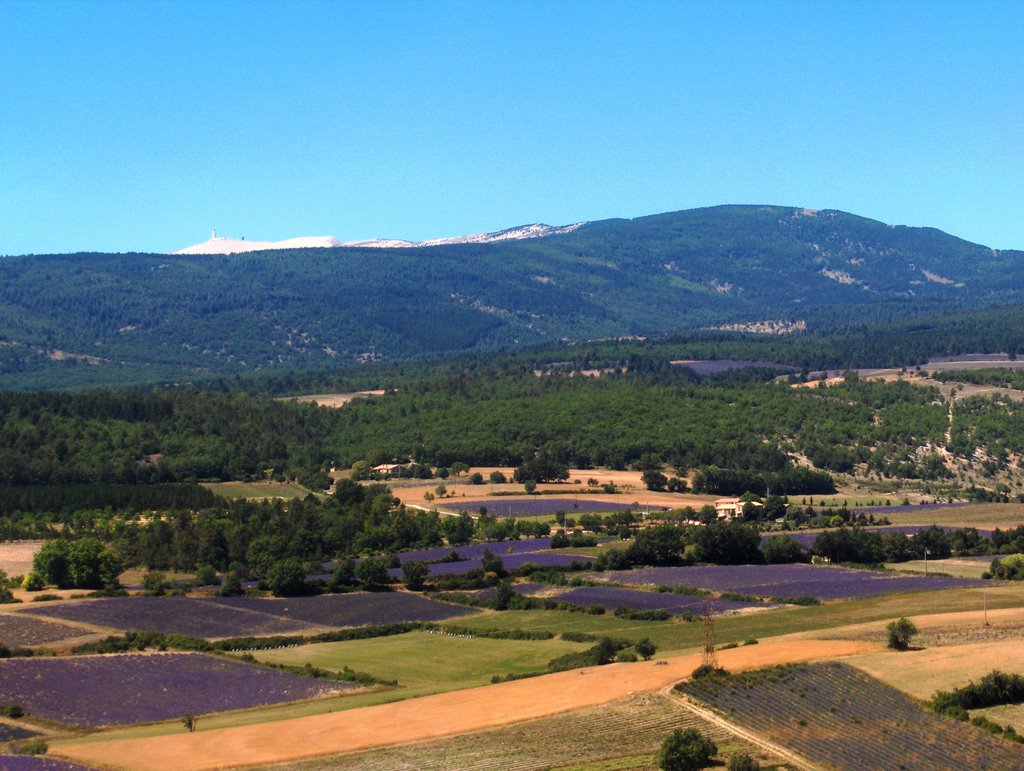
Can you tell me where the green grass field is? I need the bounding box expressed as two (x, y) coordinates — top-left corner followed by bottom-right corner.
(202, 481), (315, 500)
(881, 503), (1024, 528)
(886, 557), (993, 579)
(250, 630), (591, 701)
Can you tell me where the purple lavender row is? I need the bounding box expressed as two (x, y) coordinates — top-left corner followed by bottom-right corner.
(391, 536), (553, 564)
(0, 653), (353, 727)
(436, 498), (652, 517)
(386, 551), (595, 578)
(0, 759), (96, 771)
(761, 524), (994, 550)
(20, 593), (476, 639)
(550, 586), (761, 615)
(591, 564), (985, 600)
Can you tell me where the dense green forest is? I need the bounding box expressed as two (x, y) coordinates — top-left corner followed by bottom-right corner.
(3, 205), (1024, 390)
(0, 364), (1013, 500)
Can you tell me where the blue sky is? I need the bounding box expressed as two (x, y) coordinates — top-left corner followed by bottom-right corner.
(1, 0), (1022, 255)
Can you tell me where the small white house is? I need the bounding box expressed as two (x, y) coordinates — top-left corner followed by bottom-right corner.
(714, 497), (762, 520)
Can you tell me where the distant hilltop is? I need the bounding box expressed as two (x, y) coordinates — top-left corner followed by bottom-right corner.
(171, 222), (586, 255)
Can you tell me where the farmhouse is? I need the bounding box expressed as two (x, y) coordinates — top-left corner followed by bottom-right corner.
(372, 463), (409, 478)
(714, 497), (762, 520)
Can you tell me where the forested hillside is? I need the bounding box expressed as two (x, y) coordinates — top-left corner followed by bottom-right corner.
(2, 205), (1023, 390)
(1, 364), (1019, 506)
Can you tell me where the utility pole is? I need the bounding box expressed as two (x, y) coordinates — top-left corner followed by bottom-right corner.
(702, 597), (718, 670)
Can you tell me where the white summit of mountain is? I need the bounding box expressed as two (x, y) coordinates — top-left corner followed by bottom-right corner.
(171, 222), (585, 255)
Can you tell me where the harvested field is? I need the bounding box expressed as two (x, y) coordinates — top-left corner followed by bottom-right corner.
(0, 652), (354, 727)
(849, 639), (1024, 700)
(0, 541), (42, 578)
(56, 639), (875, 770)
(286, 390), (386, 408)
(0, 612), (94, 648)
(678, 661), (1024, 770)
(246, 693), (784, 771)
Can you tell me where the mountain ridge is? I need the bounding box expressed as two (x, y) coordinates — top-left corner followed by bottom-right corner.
(2, 204), (1023, 390)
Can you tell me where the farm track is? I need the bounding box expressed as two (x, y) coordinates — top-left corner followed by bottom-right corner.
(54, 639), (876, 770)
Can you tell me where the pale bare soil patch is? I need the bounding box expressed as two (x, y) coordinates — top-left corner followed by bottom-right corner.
(849, 639), (1024, 700)
(0, 540), (42, 578)
(56, 639), (874, 770)
(286, 390), (386, 408)
(248, 692), (787, 771)
(391, 467), (712, 512)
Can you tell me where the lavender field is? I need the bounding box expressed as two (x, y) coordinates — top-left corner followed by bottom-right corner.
(437, 498), (651, 517)
(390, 537), (553, 564)
(590, 564), (984, 600)
(679, 663), (1024, 770)
(0, 722), (40, 742)
(0, 613), (91, 647)
(550, 586), (762, 615)
(0, 653), (354, 727)
(386, 551), (595, 578)
(763, 524), (994, 550)
(0, 759), (94, 771)
(200, 592), (477, 627)
(21, 597), (319, 639)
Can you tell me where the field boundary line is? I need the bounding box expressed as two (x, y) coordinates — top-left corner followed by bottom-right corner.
(662, 686), (820, 771)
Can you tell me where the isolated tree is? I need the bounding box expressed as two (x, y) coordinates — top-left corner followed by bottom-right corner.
(182, 712), (197, 732)
(492, 579), (515, 610)
(468, 472), (484, 485)
(401, 560), (429, 590)
(658, 727), (718, 771)
(642, 469), (669, 491)
(266, 558), (308, 597)
(480, 548), (506, 577)
(488, 470), (507, 484)
(355, 556), (391, 587)
(635, 637), (657, 660)
(886, 617), (918, 651)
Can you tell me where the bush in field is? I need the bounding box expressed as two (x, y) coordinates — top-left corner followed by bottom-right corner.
(355, 556), (391, 587)
(658, 727), (718, 770)
(727, 754), (760, 770)
(886, 617), (918, 651)
(266, 559), (310, 597)
(761, 536), (811, 564)
(989, 553), (1024, 580)
(33, 538), (121, 589)
(635, 637), (657, 660)
(489, 470), (507, 484)
(194, 565), (219, 587)
(402, 560), (429, 590)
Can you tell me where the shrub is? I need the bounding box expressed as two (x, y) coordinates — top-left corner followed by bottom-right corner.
(728, 755), (761, 771)
(635, 637), (657, 660)
(886, 617), (918, 651)
(658, 727), (718, 771)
